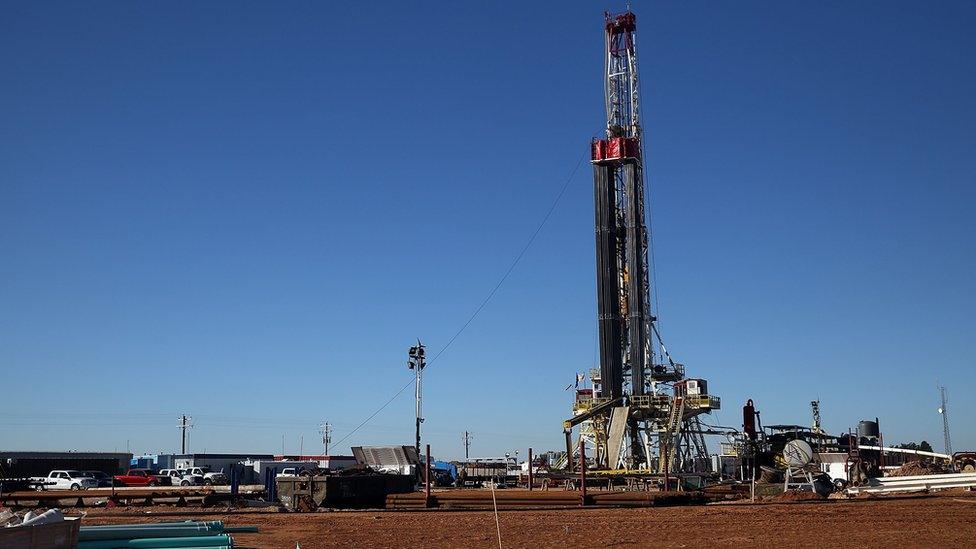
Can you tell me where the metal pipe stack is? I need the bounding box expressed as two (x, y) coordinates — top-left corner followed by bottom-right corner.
(385, 490), (708, 509)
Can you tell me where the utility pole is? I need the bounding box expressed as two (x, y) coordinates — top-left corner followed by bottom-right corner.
(462, 431), (473, 459)
(178, 415), (192, 454)
(407, 341), (427, 457)
(938, 386), (952, 455)
(319, 422), (333, 455)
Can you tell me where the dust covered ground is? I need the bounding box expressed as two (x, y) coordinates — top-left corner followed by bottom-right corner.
(79, 491), (976, 548)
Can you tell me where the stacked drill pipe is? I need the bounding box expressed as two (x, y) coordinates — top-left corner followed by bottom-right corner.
(386, 490), (710, 510)
(847, 472), (976, 495)
(590, 491), (708, 507)
(700, 482), (751, 499)
(77, 520), (258, 549)
(0, 486), (230, 507)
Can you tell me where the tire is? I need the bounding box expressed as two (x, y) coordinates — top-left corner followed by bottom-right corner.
(35, 485), (45, 492)
(181, 480), (190, 486)
(148, 481), (157, 487)
(833, 478), (848, 491)
(204, 479), (213, 486)
(70, 484), (80, 490)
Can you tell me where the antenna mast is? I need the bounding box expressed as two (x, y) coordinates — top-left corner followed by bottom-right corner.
(407, 341), (427, 457)
(939, 386), (952, 455)
(810, 400), (822, 434)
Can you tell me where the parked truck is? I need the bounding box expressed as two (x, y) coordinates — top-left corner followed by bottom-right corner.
(158, 468), (204, 486)
(82, 471), (114, 487)
(113, 469), (172, 487)
(33, 470), (98, 491)
(952, 452), (976, 472)
(185, 466), (228, 486)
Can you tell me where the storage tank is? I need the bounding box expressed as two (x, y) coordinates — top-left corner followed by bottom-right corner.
(857, 420), (880, 439)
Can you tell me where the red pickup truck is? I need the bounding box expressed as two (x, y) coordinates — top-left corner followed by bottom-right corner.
(113, 469), (172, 487)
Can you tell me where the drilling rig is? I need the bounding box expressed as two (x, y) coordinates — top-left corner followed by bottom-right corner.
(563, 11), (720, 475)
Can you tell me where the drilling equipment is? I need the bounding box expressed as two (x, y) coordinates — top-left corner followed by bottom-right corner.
(564, 11), (720, 475)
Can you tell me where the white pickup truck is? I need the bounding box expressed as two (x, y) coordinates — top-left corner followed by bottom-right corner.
(276, 467), (313, 478)
(34, 470), (99, 491)
(158, 468), (204, 486)
(185, 467), (228, 486)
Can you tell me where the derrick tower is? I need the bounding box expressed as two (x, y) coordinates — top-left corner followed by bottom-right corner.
(564, 11), (720, 474)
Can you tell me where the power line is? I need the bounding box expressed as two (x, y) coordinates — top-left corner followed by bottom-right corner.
(330, 153), (587, 451)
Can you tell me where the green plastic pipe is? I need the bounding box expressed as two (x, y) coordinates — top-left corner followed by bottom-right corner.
(158, 545), (234, 549)
(78, 544), (234, 549)
(129, 534), (231, 548)
(79, 526), (221, 541)
(222, 526), (258, 533)
(145, 545), (234, 549)
(82, 521), (224, 530)
(77, 534), (231, 549)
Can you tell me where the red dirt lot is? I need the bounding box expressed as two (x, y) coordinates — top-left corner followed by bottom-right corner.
(79, 492), (976, 548)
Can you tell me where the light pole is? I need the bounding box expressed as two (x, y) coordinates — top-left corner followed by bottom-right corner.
(408, 341), (427, 457)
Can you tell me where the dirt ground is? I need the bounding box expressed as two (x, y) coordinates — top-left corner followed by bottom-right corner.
(78, 491), (976, 548)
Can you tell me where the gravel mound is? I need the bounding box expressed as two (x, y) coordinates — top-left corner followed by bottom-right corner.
(887, 461), (944, 477)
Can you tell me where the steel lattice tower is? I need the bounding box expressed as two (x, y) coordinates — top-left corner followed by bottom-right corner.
(566, 11), (720, 475)
(592, 11), (652, 400)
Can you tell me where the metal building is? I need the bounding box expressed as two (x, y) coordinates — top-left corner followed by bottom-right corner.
(0, 451), (132, 476)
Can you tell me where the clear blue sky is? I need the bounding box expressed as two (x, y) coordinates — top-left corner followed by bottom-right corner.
(1, 1), (973, 459)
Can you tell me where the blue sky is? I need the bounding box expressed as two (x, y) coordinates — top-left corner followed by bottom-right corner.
(1, 1), (973, 459)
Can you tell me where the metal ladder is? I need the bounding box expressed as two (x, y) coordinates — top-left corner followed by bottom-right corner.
(660, 396), (685, 472)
